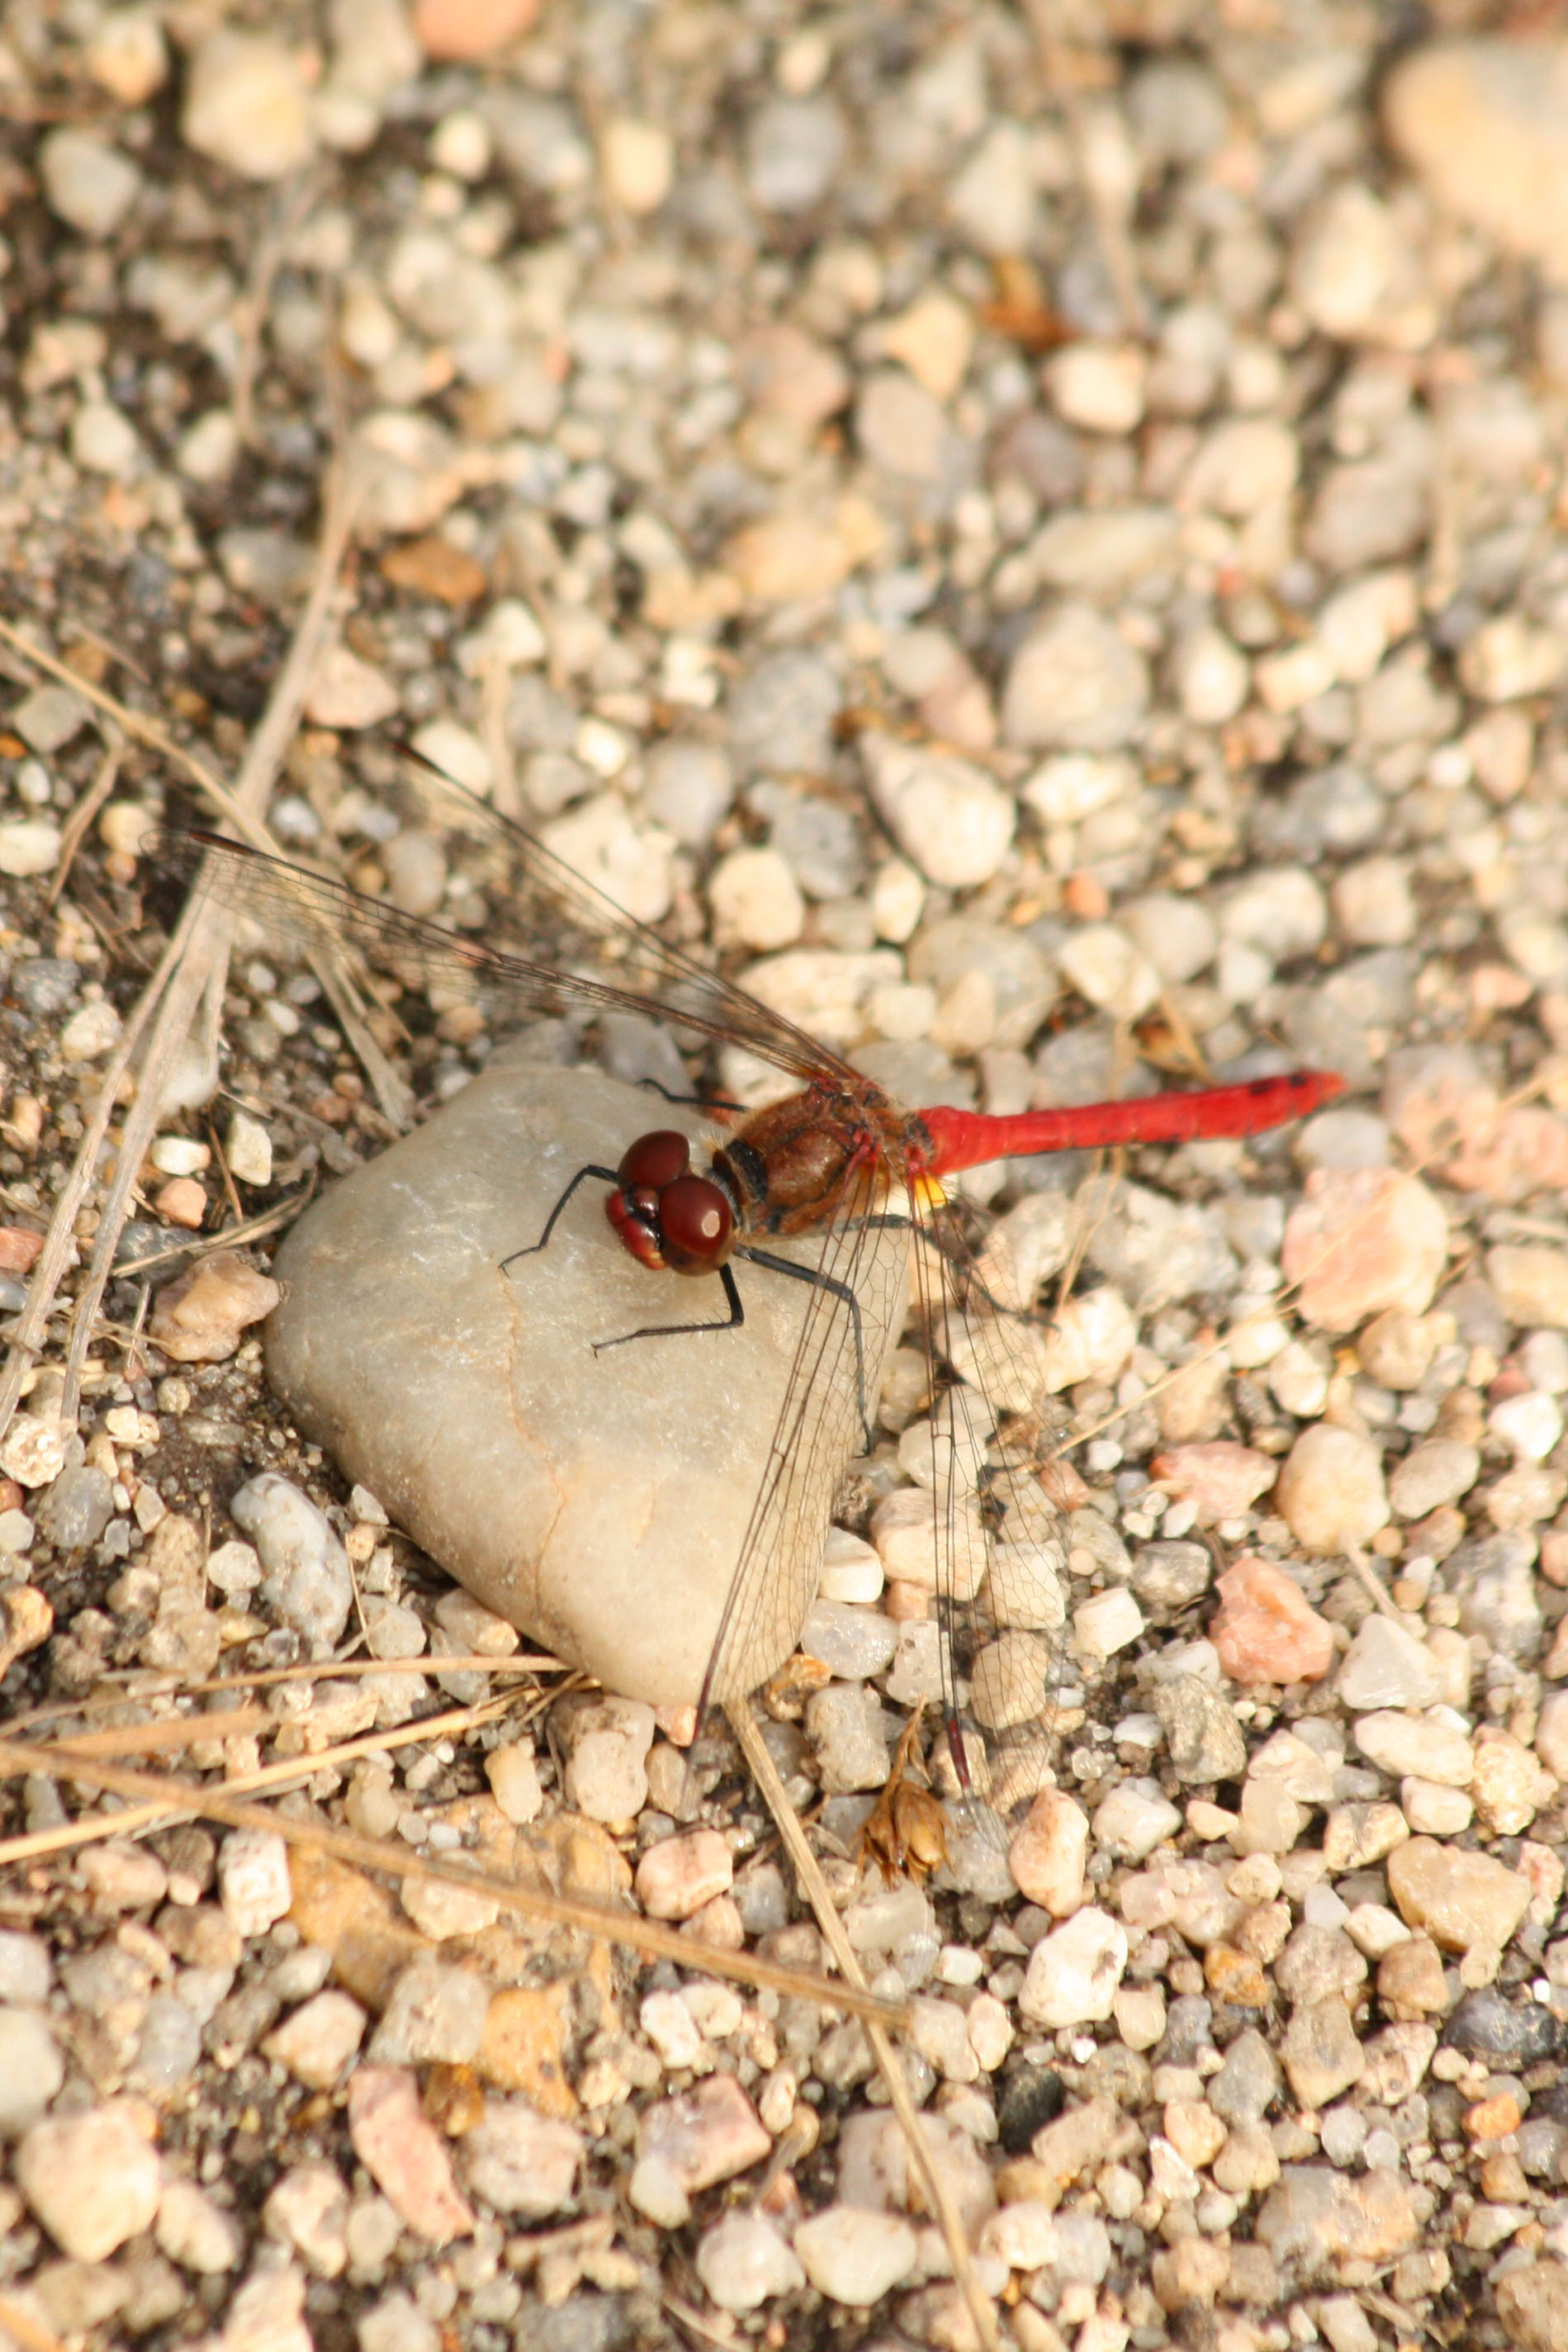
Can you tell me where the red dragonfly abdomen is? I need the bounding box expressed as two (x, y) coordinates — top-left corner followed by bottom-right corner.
(917, 1069), (1344, 1179)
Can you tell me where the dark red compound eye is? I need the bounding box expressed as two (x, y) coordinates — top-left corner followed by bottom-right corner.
(617, 1131), (691, 1190)
(656, 1174), (733, 1272)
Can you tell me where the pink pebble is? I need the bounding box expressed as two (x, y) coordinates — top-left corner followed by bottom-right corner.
(1210, 1554), (1334, 1686)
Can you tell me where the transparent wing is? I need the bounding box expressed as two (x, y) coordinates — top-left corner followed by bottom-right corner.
(699, 1159), (909, 1706)
(698, 1146), (1073, 1866)
(151, 772), (860, 1089)
(892, 1184), (1076, 1852)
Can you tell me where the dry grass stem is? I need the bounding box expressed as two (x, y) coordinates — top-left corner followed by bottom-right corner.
(730, 1699), (1001, 2352)
(0, 457), (362, 1441)
(0, 1733), (906, 2026)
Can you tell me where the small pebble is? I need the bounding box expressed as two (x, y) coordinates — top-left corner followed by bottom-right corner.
(1002, 603), (1149, 752)
(1488, 1245), (1568, 1330)
(459, 2099), (583, 2217)
(15, 2100), (163, 2261)
(358, 2295), (438, 2352)
(792, 2207), (918, 2306)
(1173, 628), (1250, 725)
(1283, 1169), (1449, 1332)
(803, 1682), (890, 1791)
(156, 2178), (244, 2274)
(1210, 1556), (1334, 1684)
(40, 128), (142, 238)
(694, 2212), (806, 2313)
(0, 2008), (64, 2136)
(745, 95), (846, 213)
(1336, 1617), (1444, 1709)
(1401, 1776), (1473, 1836)
(1008, 1790), (1088, 1916)
(86, 7), (168, 102)
(1046, 343), (1146, 435)
(484, 1743), (543, 1824)
(1093, 1781), (1182, 1864)
(1019, 1908), (1129, 2029)
(368, 1960), (490, 2065)
(709, 846), (804, 951)
(1389, 1439), (1480, 1520)
(230, 1472), (353, 1647)
(1152, 1442), (1276, 1525)
(73, 399), (140, 477)
(1274, 1425), (1389, 1555)
(0, 821), (63, 878)
(149, 1254), (282, 1364)
(1354, 1709), (1474, 1787)
(634, 1828), (733, 1923)
(412, 0), (538, 59)
(1057, 925), (1161, 1022)
(400, 1875), (500, 1940)
(636, 2075), (770, 2198)
(1386, 1838), (1530, 1956)
(306, 646), (400, 730)
(182, 31), (315, 180)
(218, 1828), (292, 1938)
(861, 736), (1015, 889)
(1073, 1586), (1144, 1665)
(348, 2067), (476, 2245)
(226, 1111), (273, 1188)
(817, 1528), (883, 1605)
(262, 1990), (367, 2088)
(1154, 1675), (1248, 1784)
(599, 117), (674, 214)
(554, 1693), (656, 1821)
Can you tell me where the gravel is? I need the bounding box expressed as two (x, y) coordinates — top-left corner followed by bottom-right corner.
(2, 7), (1568, 2350)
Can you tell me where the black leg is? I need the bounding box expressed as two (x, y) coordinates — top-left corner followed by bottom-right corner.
(737, 1245), (874, 1450)
(637, 1079), (744, 1114)
(592, 1259), (748, 1354)
(500, 1163), (621, 1275)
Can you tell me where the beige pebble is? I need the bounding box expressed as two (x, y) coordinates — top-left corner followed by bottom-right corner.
(1007, 1790), (1087, 1916)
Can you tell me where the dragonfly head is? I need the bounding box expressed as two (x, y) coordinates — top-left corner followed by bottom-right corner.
(606, 1130), (736, 1276)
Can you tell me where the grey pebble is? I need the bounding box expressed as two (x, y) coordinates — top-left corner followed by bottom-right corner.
(216, 528), (318, 603)
(1448, 1532), (1542, 1661)
(798, 1599), (897, 1681)
(36, 1463), (115, 1553)
(229, 1472), (353, 1649)
(1153, 1676), (1248, 1785)
(1209, 2028), (1281, 2127)
(1130, 1540), (1212, 1613)
(745, 97), (846, 212)
(1002, 603), (1150, 752)
(728, 651), (841, 779)
(367, 1961), (490, 2066)
(1444, 1988), (1565, 2066)
(642, 742), (733, 850)
(1157, 1993), (1215, 2068)
(12, 958), (82, 1017)
(129, 1993), (205, 2099)
(1084, 1188), (1236, 1315)
(11, 688), (90, 757)
(1296, 1107), (1393, 1173)
(803, 1683), (889, 1794)
(907, 918), (1055, 1051)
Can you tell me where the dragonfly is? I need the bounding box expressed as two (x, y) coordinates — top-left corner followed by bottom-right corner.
(150, 768), (1342, 1848)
